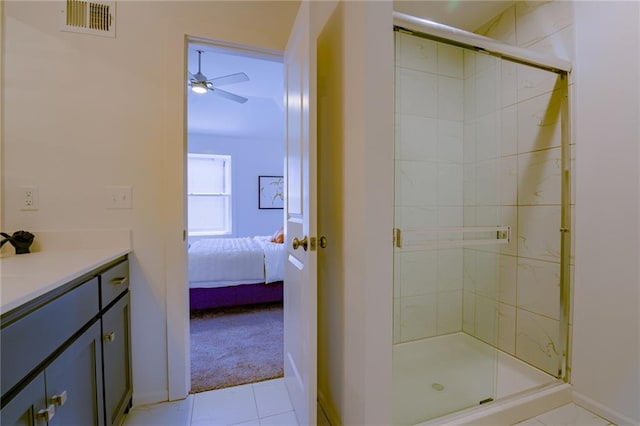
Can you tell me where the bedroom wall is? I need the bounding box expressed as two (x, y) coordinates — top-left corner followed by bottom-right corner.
(188, 132), (284, 241)
(1, 0), (298, 404)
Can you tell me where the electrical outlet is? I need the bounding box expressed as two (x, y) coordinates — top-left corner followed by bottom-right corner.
(20, 186), (39, 210)
(106, 186), (133, 209)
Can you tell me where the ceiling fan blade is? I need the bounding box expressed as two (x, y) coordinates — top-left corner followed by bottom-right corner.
(210, 88), (248, 104)
(188, 71), (196, 81)
(209, 72), (249, 87)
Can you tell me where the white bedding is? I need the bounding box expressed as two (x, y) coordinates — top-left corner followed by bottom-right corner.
(188, 236), (285, 287)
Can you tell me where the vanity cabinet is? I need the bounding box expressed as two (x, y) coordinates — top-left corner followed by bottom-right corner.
(0, 256), (131, 426)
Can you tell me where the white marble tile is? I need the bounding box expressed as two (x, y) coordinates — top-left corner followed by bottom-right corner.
(475, 67), (501, 119)
(476, 112), (500, 161)
(476, 5), (516, 45)
(501, 60), (518, 108)
(259, 411), (299, 426)
(518, 147), (562, 205)
(438, 76), (464, 121)
(192, 384), (258, 425)
(500, 155), (518, 206)
(437, 119), (463, 164)
(475, 294), (498, 345)
(463, 206), (476, 227)
(516, 1), (573, 48)
(498, 254), (517, 305)
(499, 206), (518, 256)
(535, 403), (610, 426)
(517, 63), (564, 104)
(497, 302), (516, 355)
(463, 249), (477, 293)
(437, 290), (462, 334)
(514, 418), (545, 426)
(394, 205), (438, 230)
(395, 32), (438, 74)
(518, 206), (561, 262)
(464, 76), (477, 121)
(462, 289), (475, 334)
(500, 105), (518, 158)
(395, 160), (438, 207)
(438, 206), (463, 228)
(123, 396), (193, 426)
(253, 379), (293, 419)
(476, 206), (499, 227)
(437, 249), (463, 292)
(229, 420), (261, 426)
(463, 163), (477, 206)
(463, 50), (476, 79)
(437, 43), (463, 79)
(475, 160), (499, 206)
(400, 294), (437, 341)
(475, 250), (499, 299)
(396, 68), (438, 117)
(517, 258), (560, 320)
(437, 163), (463, 206)
(463, 121), (477, 164)
(530, 16), (573, 57)
(398, 250), (438, 297)
(516, 309), (560, 376)
(476, 50), (498, 74)
(395, 114), (437, 161)
(393, 255), (401, 299)
(517, 89), (563, 154)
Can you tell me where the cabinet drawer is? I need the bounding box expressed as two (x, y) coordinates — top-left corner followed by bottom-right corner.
(1, 278), (99, 397)
(100, 260), (129, 309)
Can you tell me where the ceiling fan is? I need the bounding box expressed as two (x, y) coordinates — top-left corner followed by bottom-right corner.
(188, 50), (249, 104)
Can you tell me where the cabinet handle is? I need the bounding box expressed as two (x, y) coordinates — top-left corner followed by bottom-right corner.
(104, 332), (116, 343)
(51, 390), (68, 406)
(37, 404), (56, 421)
(110, 276), (128, 286)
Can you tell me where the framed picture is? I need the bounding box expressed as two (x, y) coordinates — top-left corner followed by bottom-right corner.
(259, 176), (284, 209)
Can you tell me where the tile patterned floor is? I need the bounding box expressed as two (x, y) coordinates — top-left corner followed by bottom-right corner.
(123, 379), (614, 426)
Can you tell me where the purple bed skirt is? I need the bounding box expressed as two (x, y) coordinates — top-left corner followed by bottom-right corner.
(189, 281), (283, 311)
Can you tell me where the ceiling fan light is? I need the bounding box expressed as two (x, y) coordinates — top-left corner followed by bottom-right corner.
(191, 82), (208, 94)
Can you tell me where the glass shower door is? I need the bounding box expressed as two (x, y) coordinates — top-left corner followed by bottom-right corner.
(392, 31), (506, 424)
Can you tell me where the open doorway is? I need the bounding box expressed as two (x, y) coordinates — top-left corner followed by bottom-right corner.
(186, 40), (286, 394)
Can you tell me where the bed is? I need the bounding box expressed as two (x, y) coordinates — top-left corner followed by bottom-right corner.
(188, 235), (285, 310)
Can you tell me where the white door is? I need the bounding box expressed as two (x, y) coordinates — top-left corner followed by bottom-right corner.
(283, 2), (317, 425)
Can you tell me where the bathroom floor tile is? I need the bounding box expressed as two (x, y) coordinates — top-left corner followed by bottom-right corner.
(192, 384), (258, 425)
(259, 411), (299, 426)
(535, 403), (611, 426)
(123, 395), (193, 426)
(252, 378), (294, 418)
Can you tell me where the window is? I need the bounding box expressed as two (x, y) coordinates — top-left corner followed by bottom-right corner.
(187, 154), (232, 236)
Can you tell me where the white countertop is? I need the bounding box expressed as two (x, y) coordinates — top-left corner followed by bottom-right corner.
(0, 247), (131, 314)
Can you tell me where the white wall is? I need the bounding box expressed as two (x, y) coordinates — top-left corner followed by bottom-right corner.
(1, 0), (298, 404)
(317, 1), (394, 424)
(572, 2), (640, 425)
(188, 133), (284, 240)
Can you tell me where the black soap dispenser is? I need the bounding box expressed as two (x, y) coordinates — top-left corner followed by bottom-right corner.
(0, 231), (35, 254)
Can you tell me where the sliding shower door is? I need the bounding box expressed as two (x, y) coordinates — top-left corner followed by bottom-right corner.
(392, 28), (569, 425)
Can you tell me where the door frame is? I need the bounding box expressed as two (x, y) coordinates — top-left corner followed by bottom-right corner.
(166, 36), (285, 400)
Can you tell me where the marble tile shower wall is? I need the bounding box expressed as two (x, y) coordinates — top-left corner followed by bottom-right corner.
(394, 32), (465, 343)
(462, 1), (575, 376)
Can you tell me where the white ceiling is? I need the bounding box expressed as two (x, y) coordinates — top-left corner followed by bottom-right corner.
(187, 43), (284, 139)
(187, 2), (514, 137)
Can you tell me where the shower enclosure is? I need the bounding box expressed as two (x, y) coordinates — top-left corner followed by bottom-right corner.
(392, 13), (571, 425)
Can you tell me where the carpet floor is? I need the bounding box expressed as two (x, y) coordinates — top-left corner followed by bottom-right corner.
(190, 303), (284, 394)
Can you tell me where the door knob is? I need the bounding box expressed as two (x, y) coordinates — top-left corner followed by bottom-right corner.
(292, 236), (308, 251)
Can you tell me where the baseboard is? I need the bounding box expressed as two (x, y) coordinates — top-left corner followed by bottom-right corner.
(573, 391), (639, 426)
(132, 390), (169, 407)
(318, 389), (341, 426)
(420, 381), (572, 426)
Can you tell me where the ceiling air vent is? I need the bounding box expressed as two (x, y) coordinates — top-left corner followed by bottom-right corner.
(61, 0), (116, 38)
